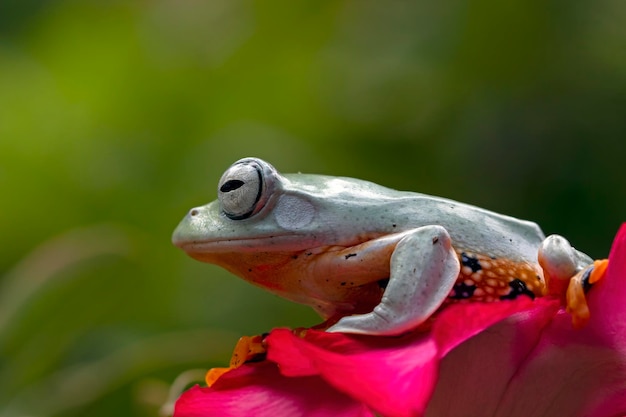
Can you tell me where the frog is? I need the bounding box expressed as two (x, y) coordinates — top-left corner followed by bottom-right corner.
(172, 157), (598, 336)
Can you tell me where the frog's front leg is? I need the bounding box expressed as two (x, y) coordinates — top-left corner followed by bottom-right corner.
(327, 225), (460, 336)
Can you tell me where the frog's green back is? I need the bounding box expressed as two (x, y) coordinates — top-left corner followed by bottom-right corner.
(282, 173), (546, 263)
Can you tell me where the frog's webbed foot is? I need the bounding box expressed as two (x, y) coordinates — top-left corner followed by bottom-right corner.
(566, 260), (608, 328)
(327, 225), (460, 336)
(538, 234), (602, 327)
(205, 334), (268, 387)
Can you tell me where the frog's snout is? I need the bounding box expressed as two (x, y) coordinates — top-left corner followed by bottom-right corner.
(171, 218), (187, 248)
(172, 206), (202, 248)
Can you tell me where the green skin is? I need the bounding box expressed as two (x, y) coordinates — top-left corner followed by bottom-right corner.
(173, 158), (591, 335)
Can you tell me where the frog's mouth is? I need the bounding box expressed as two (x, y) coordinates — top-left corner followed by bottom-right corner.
(173, 233), (326, 254)
(172, 226), (384, 255)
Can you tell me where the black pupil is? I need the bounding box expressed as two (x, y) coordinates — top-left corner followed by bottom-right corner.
(220, 179), (245, 193)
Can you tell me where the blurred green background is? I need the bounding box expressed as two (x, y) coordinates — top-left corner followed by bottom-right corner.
(1, 0), (625, 415)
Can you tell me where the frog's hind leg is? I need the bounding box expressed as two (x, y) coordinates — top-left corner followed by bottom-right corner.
(538, 234), (600, 328)
(327, 225), (460, 336)
(538, 234), (593, 297)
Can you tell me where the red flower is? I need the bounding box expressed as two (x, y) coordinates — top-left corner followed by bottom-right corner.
(174, 225), (626, 417)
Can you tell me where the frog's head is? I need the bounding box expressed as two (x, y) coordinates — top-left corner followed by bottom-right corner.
(173, 157), (324, 254)
(172, 157), (399, 316)
(173, 157), (398, 254)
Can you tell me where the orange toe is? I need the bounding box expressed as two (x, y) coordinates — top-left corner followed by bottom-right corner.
(566, 272), (590, 329)
(206, 367), (232, 387)
(589, 259), (608, 284)
(566, 260), (608, 329)
(204, 334), (268, 387)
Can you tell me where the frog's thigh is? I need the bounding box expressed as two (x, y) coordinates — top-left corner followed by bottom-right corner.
(327, 225), (460, 336)
(539, 235), (593, 282)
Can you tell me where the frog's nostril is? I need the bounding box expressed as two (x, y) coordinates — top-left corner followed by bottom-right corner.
(190, 208), (199, 216)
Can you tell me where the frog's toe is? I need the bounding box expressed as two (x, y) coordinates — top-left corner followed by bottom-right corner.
(566, 259), (608, 328)
(326, 310), (391, 335)
(205, 334), (267, 387)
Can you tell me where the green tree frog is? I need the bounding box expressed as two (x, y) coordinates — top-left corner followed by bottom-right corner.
(173, 157), (594, 336)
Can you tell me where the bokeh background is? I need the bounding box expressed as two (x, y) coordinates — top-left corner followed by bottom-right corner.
(1, 0), (625, 416)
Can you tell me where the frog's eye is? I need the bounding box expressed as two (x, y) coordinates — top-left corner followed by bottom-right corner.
(218, 162), (263, 220)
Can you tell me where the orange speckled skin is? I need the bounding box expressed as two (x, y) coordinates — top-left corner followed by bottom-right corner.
(448, 249), (546, 303)
(174, 158), (593, 335)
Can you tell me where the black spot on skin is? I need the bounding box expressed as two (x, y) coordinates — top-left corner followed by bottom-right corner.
(536, 274), (542, 281)
(500, 279), (535, 300)
(340, 282), (347, 286)
(461, 252), (482, 273)
(392, 224), (397, 228)
(450, 282), (476, 299)
(345, 253), (357, 260)
(581, 267), (595, 292)
(306, 252), (312, 256)
(248, 268), (253, 272)
(432, 236), (439, 244)
(292, 255), (298, 260)
(378, 278), (389, 289)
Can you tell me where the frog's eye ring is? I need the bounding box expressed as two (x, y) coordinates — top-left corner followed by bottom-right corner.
(218, 161), (264, 220)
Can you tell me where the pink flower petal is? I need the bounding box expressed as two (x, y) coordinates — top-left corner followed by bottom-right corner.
(426, 303), (561, 416)
(174, 361), (374, 417)
(265, 297), (545, 417)
(427, 224), (626, 417)
(267, 329), (438, 417)
(588, 223), (626, 347)
(432, 297), (559, 357)
(175, 225), (626, 417)
(496, 224), (626, 417)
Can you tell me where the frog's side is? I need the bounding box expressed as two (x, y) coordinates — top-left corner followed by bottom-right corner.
(173, 157), (593, 336)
